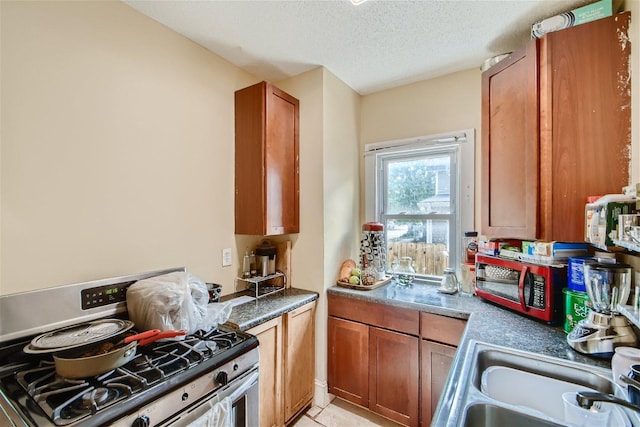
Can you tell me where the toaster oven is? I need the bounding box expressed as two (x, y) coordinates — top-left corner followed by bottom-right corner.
(475, 254), (566, 323)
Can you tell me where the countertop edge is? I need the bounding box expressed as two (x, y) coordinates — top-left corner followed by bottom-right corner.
(224, 288), (319, 331)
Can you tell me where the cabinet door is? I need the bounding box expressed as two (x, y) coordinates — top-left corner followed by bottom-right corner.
(420, 340), (457, 426)
(481, 40), (539, 239)
(369, 327), (419, 427)
(538, 12), (630, 242)
(234, 81), (299, 235)
(284, 302), (315, 422)
(327, 316), (369, 407)
(248, 317), (283, 427)
(265, 84), (299, 235)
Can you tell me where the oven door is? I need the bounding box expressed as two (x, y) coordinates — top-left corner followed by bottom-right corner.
(161, 369), (259, 427)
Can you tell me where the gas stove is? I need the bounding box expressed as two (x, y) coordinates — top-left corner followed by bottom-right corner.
(0, 268), (259, 427)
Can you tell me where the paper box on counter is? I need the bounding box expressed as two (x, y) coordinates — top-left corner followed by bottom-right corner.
(522, 241), (535, 256)
(478, 239), (522, 256)
(532, 241), (589, 259)
(531, 0), (621, 39)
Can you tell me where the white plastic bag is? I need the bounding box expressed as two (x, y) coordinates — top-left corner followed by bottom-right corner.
(127, 271), (213, 334)
(202, 302), (233, 331)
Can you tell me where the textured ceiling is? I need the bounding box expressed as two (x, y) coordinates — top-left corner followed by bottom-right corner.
(123, 0), (596, 94)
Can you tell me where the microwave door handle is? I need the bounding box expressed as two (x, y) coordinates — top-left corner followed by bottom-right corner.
(518, 265), (529, 312)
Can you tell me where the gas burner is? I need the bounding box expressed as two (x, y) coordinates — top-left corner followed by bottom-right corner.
(69, 387), (117, 414)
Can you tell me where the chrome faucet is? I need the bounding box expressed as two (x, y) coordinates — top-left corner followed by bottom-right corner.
(576, 391), (640, 413)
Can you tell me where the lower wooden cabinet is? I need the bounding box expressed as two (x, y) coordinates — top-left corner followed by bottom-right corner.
(328, 294), (466, 427)
(420, 312), (466, 426)
(284, 302), (316, 422)
(369, 327), (419, 426)
(248, 317), (283, 427)
(328, 294), (420, 427)
(420, 340), (457, 424)
(247, 301), (316, 427)
(327, 317), (369, 407)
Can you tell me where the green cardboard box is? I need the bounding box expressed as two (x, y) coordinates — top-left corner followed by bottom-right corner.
(531, 0), (621, 38)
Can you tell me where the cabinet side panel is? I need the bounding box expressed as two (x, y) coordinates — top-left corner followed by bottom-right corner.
(546, 12), (631, 241)
(266, 85), (300, 234)
(235, 82), (267, 234)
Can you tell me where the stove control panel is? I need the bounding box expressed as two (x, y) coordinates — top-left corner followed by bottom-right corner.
(81, 280), (134, 310)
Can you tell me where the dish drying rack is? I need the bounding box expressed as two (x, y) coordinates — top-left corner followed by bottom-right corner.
(234, 272), (286, 299)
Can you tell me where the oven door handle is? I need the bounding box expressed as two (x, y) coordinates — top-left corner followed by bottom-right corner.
(229, 371), (259, 403)
(518, 265), (529, 312)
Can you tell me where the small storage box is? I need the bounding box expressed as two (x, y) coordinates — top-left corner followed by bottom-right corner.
(585, 195), (636, 248)
(563, 288), (592, 333)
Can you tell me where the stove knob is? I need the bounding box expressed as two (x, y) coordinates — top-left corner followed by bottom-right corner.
(216, 370), (228, 386)
(132, 415), (150, 427)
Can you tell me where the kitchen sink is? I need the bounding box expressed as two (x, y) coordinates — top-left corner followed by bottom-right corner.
(462, 403), (565, 427)
(453, 341), (639, 426)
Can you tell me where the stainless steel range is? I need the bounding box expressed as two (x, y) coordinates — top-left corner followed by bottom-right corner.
(0, 268), (259, 427)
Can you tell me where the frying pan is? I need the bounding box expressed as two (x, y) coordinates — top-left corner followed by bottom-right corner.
(53, 329), (187, 378)
(24, 319), (135, 354)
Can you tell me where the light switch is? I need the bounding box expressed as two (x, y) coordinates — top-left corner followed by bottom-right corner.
(222, 248), (232, 267)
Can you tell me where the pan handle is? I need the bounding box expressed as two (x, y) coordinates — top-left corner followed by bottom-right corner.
(138, 330), (187, 346)
(123, 329), (161, 344)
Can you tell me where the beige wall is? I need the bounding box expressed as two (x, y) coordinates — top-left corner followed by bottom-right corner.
(319, 69), (361, 402)
(276, 68), (361, 405)
(360, 69), (482, 229)
(1, 1), (258, 294)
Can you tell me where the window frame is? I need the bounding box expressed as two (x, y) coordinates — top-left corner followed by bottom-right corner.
(364, 129), (475, 282)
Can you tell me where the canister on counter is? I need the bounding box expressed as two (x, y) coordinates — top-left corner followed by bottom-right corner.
(255, 240), (277, 276)
(360, 222), (386, 281)
(463, 231), (478, 263)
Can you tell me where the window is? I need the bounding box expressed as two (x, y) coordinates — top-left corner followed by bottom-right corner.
(364, 129), (475, 282)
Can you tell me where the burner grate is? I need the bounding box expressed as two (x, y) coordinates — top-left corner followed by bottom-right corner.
(12, 326), (249, 426)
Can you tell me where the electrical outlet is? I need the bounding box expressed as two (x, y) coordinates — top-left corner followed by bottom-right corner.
(222, 248), (232, 267)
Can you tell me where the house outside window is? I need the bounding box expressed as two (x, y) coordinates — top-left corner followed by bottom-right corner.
(364, 129), (475, 282)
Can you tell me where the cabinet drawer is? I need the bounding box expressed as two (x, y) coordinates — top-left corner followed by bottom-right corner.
(328, 294), (419, 336)
(420, 312), (466, 346)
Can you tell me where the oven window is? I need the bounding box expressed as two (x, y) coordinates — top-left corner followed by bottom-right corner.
(232, 395), (246, 427)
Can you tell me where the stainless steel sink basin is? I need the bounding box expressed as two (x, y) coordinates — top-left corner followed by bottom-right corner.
(462, 403), (565, 427)
(450, 340), (639, 427)
(471, 344), (616, 394)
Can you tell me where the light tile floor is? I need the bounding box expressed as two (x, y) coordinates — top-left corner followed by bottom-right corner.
(291, 397), (403, 427)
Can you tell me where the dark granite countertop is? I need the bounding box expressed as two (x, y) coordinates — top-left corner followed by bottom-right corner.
(328, 282), (613, 426)
(223, 287), (319, 331)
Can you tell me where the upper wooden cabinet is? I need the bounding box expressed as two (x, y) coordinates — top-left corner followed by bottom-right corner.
(235, 81), (300, 235)
(482, 12), (631, 241)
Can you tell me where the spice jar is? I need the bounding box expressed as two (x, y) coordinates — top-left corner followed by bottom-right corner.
(463, 231), (478, 263)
